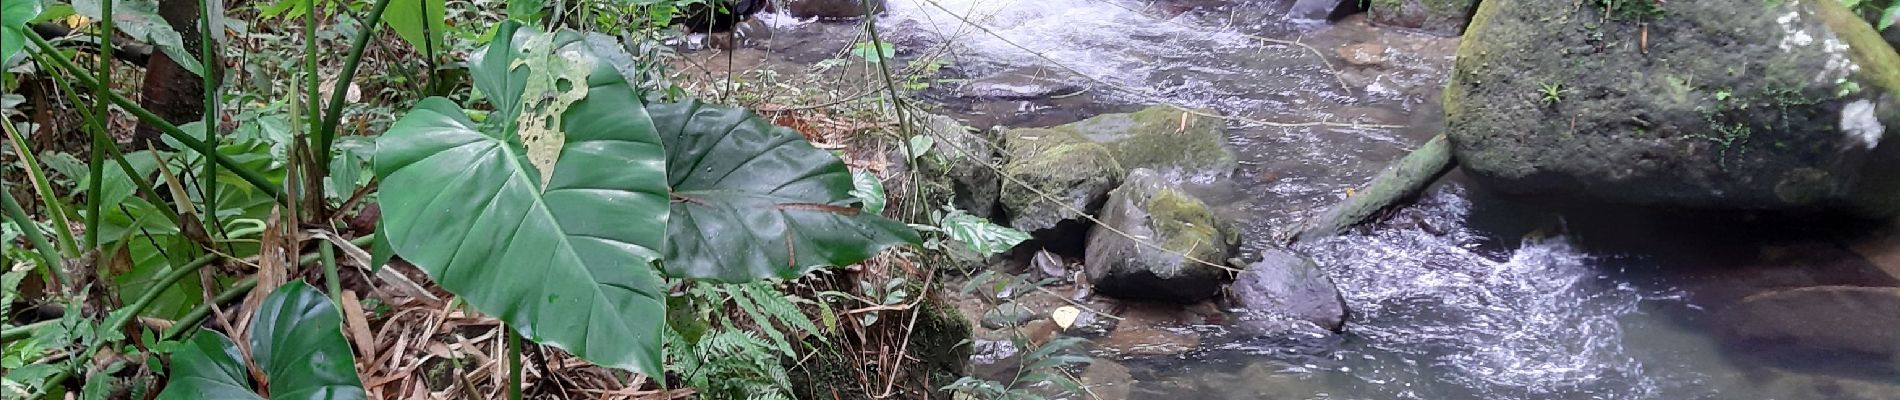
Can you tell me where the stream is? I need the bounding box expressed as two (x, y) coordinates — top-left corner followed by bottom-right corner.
(743, 0), (1900, 398)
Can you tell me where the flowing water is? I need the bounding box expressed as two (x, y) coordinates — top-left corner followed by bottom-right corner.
(750, 1), (1900, 398)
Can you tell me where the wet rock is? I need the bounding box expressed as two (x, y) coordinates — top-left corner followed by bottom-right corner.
(999, 128), (1125, 232)
(981, 302), (1041, 329)
(1715, 286), (1900, 358)
(1230, 248), (1349, 332)
(1367, 0), (1478, 36)
(1079, 358), (1134, 400)
(1085, 169), (1236, 303)
(914, 113), (1004, 219)
(1446, 0), (1900, 217)
(777, 0), (884, 20)
(958, 68), (1084, 100)
(1098, 306), (1202, 356)
(1336, 42), (1389, 66)
(1053, 105), (1238, 176)
(1754, 367), (1900, 400)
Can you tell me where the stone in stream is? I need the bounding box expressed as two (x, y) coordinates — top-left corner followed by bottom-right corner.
(1445, 0), (1900, 217)
(772, 0), (885, 19)
(913, 113), (1005, 219)
(958, 68), (1085, 101)
(1052, 105), (1239, 176)
(980, 302), (1042, 329)
(1366, 0), (1480, 36)
(1078, 358), (1134, 400)
(999, 127), (1126, 233)
(1085, 169), (1237, 303)
(1230, 248), (1350, 333)
(1714, 286), (1900, 359)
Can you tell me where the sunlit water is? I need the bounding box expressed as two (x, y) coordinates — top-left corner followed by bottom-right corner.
(757, 0), (1899, 398)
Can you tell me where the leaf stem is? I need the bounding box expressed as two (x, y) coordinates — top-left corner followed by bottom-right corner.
(27, 49), (181, 223)
(1, 190), (65, 286)
(86, 0), (116, 250)
(509, 326), (526, 400)
(201, 0), (223, 237)
(316, 0), (397, 160)
(320, 243), (342, 304)
(4, 122), (82, 258)
(25, 33), (285, 203)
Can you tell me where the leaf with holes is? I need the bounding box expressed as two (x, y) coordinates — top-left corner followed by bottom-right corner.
(650, 101), (920, 282)
(376, 21), (670, 375)
(155, 281), (365, 400)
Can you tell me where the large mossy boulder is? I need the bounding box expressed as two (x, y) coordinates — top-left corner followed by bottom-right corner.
(1000, 128), (1126, 232)
(1054, 105), (1238, 176)
(914, 113), (1004, 219)
(1085, 169), (1236, 303)
(1445, 0), (1900, 217)
(1368, 0), (1480, 36)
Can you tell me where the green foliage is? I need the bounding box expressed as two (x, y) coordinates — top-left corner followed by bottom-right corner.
(852, 40), (896, 64)
(665, 281), (822, 400)
(376, 20), (916, 377)
(941, 337), (1092, 400)
(385, 0), (450, 56)
(851, 169), (889, 215)
(72, 0), (205, 77)
(667, 329), (794, 400)
(156, 281), (366, 399)
(1537, 82), (1566, 106)
(924, 207), (1031, 257)
(0, 0), (40, 74)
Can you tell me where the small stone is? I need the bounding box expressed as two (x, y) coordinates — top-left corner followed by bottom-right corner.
(981, 303), (1041, 330)
(1079, 358), (1134, 400)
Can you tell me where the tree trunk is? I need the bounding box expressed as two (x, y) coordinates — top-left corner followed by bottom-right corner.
(131, 0), (212, 149)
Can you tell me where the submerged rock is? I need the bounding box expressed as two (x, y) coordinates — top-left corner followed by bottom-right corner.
(1000, 128), (1126, 232)
(914, 113), (1005, 219)
(1230, 248), (1350, 333)
(1053, 105), (1238, 176)
(1445, 0), (1900, 217)
(776, 0), (885, 19)
(981, 302), (1041, 329)
(1715, 286), (1900, 359)
(1367, 0), (1479, 36)
(1085, 169), (1236, 303)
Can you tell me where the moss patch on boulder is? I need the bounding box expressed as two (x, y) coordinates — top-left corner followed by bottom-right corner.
(999, 128), (1126, 232)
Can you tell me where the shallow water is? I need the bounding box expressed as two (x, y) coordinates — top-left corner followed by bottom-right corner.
(757, 0), (1900, 398)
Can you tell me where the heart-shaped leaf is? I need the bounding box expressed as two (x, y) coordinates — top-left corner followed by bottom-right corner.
(650, 101), (920, 282)
(376, 21), (670, 374)
(0, 0), (39, 68)
(156, 281), (365, 400)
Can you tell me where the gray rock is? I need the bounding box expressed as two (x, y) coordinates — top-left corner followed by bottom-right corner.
(1715, 286), (1900, 358)
(1367, 0), (1478, 36)
(999, 128), (1125, 233)
(958, 68), (1084, 100)
(1445, 0), (1900, 217)
(981, 302), (1041, 329)
(777, 0), (884, 19)
(914, 113), (1004, 219)
(1231, 248), (1348, 332)
(1084, 169), (1235, 303)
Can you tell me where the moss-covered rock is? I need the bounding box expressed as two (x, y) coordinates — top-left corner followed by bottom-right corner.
(1368, 0), (1480, 36)
(1053, 105), (1238, 176)
(999, 128), (1126, 232)
(915, 113), (1005, 219)
(1445, 0), (1900, 217)
(1084, 169), (1236, 303)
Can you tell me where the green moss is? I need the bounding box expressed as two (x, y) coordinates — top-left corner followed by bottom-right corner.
(1053, 106), (1234, 174)
(1146, 188), (1228, 258)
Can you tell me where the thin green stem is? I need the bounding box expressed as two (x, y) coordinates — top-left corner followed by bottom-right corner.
(27, 50), (179, 224)
(0, 320), (54, 342)
(159, 276), (254, 340)
(86, 0), (116, 250)
(27, 253), (220, 399)
(2, 190), (65, 286)
(3, 123), (82, 257)
(201, 0), (222, 234)
(316, 0), (396, 159)
(508, 326), (525, 400)
(26, 33), (285, 203)
(858, 0), (921, 221)
(320, 243), (342, 304)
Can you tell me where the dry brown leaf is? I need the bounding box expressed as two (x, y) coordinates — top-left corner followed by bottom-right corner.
(341, 290), (378, 367)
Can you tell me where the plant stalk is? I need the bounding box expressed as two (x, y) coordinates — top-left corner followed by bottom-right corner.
(320, 243), (342, 304)
(201, 0), (223, 236)
(86, 0), (117, 250)
(1, 190), (65, 286)
(508, 326), (525, 400)
(26, 33), (285, 203)
(4, 123), (82, 258)
(28, 49), (182, 224)
(316, 0), (397, 160)
(27, 253), (220, 399)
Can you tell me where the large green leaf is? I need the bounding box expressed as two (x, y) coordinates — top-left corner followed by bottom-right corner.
(376, 21), (670, 374)
(383, 0), (447, 57)
(0, 0), (38, 73)
(156, 281), (365, 400)
(73, 0), (204, 77)
(650, 101), (921, 282)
